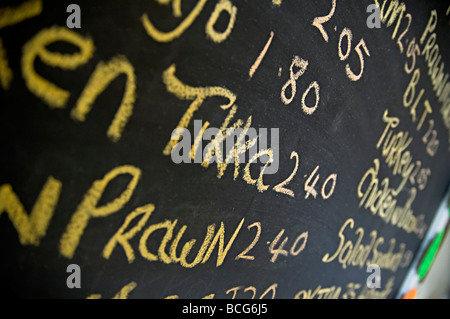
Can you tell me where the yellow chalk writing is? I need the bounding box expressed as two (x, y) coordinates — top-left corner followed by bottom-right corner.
(0, 0), (42, 29)
(21, 26), (94, 108)
(0, 38), (12, 90)
(243, 149), (273, 192)
(322, 218), (406, 271)
(374, 0), (406, 39)
(155, 0), (182, 17)
(0, 0), (43, 90)
(161, 63), (236, 155)
(87, 281), (137, 299)
(71, 55), (136, 142)
(0, 177), (62, 246)
(112, 281), (138, 299)
(139, 219), (175, 262)
(102, 204), (155, 263)
(141, 0), (208, 42)
(59, 165), (141, 259)
(202, 218), (244, 266)
(205, 0), (237, 43)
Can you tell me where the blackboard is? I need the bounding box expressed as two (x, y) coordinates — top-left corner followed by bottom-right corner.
(0, 0), (449, 299)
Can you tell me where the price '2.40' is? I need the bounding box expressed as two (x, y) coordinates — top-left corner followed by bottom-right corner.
(273, 151), (337, 199)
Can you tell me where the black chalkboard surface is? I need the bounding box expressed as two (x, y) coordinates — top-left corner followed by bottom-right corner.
(0, 0), (449, 299)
